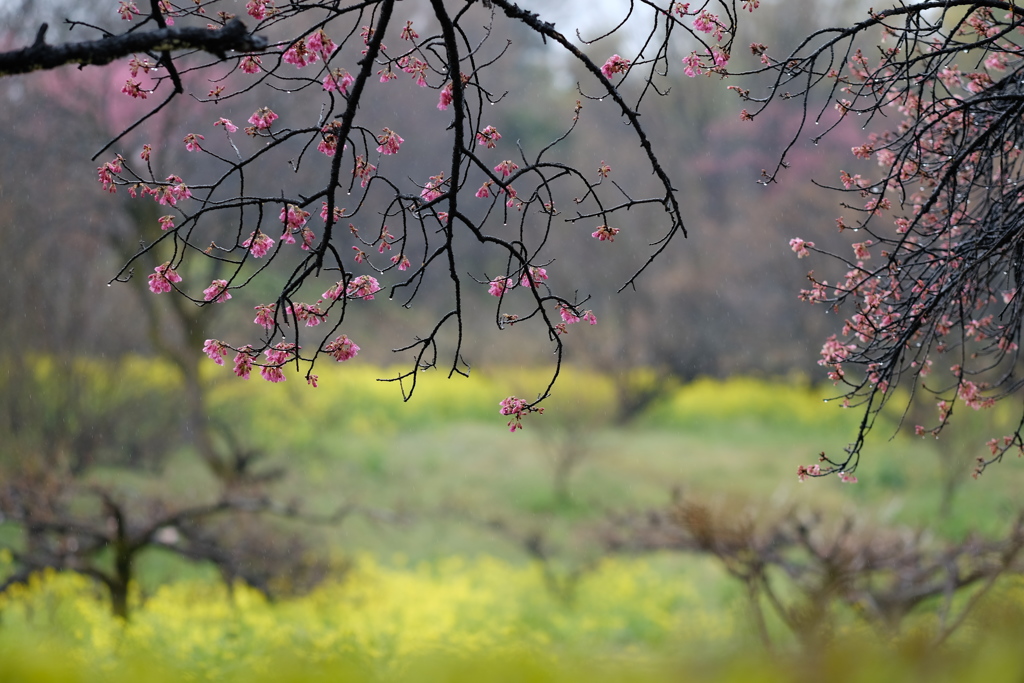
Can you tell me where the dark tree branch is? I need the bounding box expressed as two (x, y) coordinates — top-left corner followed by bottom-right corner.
(0, 18), (266, 76)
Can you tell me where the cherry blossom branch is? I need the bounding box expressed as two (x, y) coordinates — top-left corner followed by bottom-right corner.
(48, 0), (745, 430)
(738, 2), (1024, 477)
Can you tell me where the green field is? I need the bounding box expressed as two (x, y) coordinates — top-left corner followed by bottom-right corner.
(4, 359), (1024, 680)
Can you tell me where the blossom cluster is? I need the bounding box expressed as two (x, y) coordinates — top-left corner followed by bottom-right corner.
(92, 2), (687, 428)
(499, 396), (543, 432)
(779, 6), (1024, 478)
(147, 262), (181, 293)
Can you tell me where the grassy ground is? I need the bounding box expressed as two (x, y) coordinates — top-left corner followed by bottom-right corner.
(4, 560), (1024, 682)
(71, 361), (1024, 563)
(6, 360), (1024, 679)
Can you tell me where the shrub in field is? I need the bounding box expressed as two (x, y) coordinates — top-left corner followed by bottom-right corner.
(605, 498), (1024, 648)
(0, 355), (187, 472)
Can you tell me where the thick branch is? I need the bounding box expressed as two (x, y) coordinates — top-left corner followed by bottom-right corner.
(0, 18), (266, 76)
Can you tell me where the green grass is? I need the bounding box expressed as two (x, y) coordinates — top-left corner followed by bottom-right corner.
(16, 357), (1016, 554)
(7, 359), (1024, 680)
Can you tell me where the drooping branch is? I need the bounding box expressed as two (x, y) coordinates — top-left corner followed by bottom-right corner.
(6, 0), (744, 430)
(732, 1), (1024, 476)
(0, 18), (266, 76)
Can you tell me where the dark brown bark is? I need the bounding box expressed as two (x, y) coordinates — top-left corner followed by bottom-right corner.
(0, 18), (265, 76)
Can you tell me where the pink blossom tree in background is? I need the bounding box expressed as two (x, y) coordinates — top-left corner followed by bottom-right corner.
(0, 0), (748, 431)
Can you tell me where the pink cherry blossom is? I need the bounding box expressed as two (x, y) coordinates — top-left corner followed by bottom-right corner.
(476, 182), (492, 199)
(320, 201), (346, 222)
(297, 226), (316, 250)
(796, 464), (821, 482)
(488, 277), (515, 297)
(127, 56), (153, 77)
(693, 11), (723, 39)
(504, 186), (519, 208)
(499, 396), (542, 432)
(499, 396), (528, 431)
(391, 253), (411, 270)
(265, 341), (295, 363)
(789, 237), (815, 258)
(140, 144), (152, 161)
(246, 0), (273, 20)
(97, 156), (124, 193)
(322, 281), (344, 301)
(682, 52), (702, 78)
(259, 343), (297, 383)
(307, 29), (336, 60)
(346, 274), (381, 300)
(279, 204), (310, 231)
(401, 58), (430, 86)
(183, 133), (204, 152)
(376, 127), (404, 155)
(400, 21), (419, 41)
(248, 107), (278, 130)
(118, 1), (140, 20)
(283, 38), (318, 67)
(253, 303), (277, 329)
(558, 304), (580, 324)
(353, 155), (376, 187)
(437, 84), (453, 110)
(520, 266), (548, 288)
(260, 365), (286, 383)
(158, 215), (175, 231)
(852, 240), (873, 260)
(375, 226), (394, 254)
(233, 346), (256, 379)
(592, 225), (620, 241)
(157, 0), (174, 23)
(214, 117), (238, 133)
(420, 173), (446, 202)
(286, 302), (327, 327)
(121, 79), (149, 99)
(148, 262), (182, 293)
(601, 54), (631, 79)
(203, 339), (228, 365)
(494, 160), (519, 177)
(323, 68), (354, 94)
(279, 204), (313, 248)
(203, 279), (232, 303)
(820, 335), (856, 364)
(476, 125), (502, 148)
(239, 55), (262, 74)
(243, 230), (275, 258)
(151, 176), (192, 206)
(581, 310), (597, 325)
(324, 334), (360, 362)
